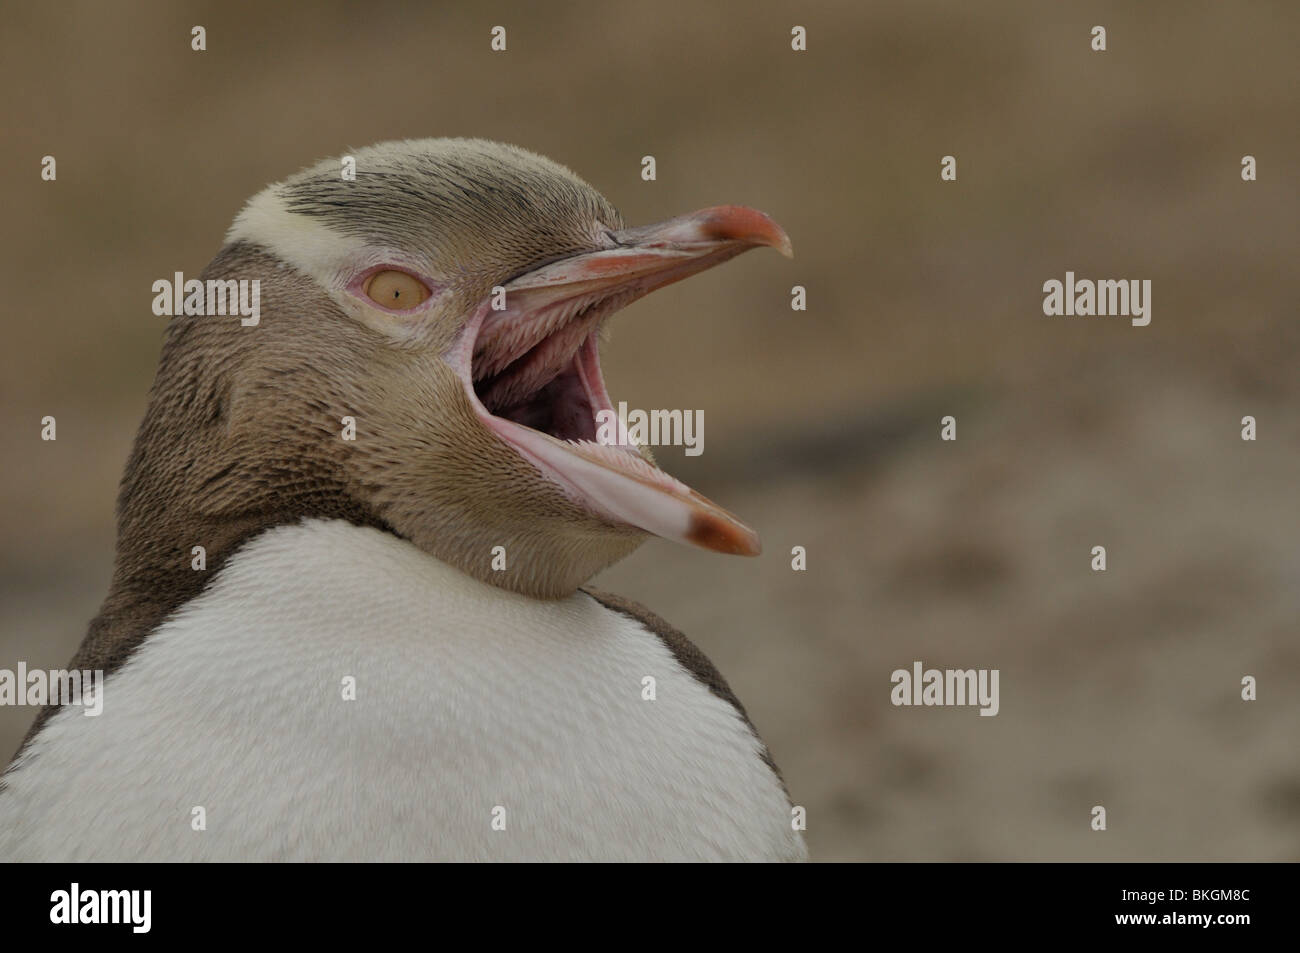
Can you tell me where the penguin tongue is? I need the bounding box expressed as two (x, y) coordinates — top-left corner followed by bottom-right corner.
(455, 205), (792, 557)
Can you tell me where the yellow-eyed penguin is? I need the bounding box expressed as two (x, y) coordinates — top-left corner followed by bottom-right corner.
(0, 138), (805, 862)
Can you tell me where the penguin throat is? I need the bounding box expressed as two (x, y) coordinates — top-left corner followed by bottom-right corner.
(456, 283), (694, 493)
(468, 289), (637, 450)
(450, 273), (760, 557)
(483, 360), (595, 442)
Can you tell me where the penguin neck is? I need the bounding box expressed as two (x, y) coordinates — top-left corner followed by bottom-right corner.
(87, 500), (392, 680)
(79, 346), (394, 678)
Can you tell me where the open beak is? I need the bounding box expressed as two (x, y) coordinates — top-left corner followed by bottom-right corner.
(449, 205), (792, 556)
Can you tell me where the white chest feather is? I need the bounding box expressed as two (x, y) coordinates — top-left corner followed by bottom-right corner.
(0, 520), (803, 861)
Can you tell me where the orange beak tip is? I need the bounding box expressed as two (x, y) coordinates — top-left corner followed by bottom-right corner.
(697, 205), (793, 259)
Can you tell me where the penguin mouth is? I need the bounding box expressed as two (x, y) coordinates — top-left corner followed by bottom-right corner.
(449, 205), (792, 556)
(470, 289), (636, 444)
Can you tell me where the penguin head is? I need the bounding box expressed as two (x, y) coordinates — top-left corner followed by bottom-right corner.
(141, 138), (791, 598)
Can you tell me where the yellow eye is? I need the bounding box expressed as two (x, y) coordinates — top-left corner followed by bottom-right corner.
(363, 270), (431, 309)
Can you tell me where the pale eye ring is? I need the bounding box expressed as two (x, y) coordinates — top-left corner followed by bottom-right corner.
(362, 269), (432, 310)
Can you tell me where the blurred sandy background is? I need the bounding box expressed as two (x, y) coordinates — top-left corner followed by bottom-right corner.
(2, 1), (1297, 861)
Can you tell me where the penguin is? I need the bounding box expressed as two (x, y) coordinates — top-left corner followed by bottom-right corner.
(0, 139), (806, 862)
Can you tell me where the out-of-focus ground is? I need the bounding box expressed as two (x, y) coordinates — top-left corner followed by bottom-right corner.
(2, 1), (1297, 860)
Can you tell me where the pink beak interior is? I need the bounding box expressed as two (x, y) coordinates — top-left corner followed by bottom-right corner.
(454, 205), (792, 557)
